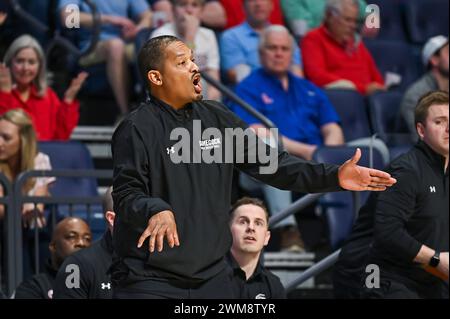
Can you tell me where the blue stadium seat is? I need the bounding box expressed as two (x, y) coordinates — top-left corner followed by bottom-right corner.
(324, 89), (372, 141)
(369, 0), (408, 42)
(404, 0), (449, 45)
(38, 141), (105, 239)
(364, 40), (421, 92)
(367, 91), (412, 146)
(313, 146), (385, 249)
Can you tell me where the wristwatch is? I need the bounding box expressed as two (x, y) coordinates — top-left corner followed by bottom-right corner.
(429, 251), (440, 268)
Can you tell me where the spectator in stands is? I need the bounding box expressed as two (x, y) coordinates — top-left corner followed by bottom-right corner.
(54, 187), (115, 299)
(221, 0), (284, 30)
(280, 0), (368, 38)
(301, 0), (385, 95)
(220, 0), (303, 85)
(14, 217), (92, 299)
(227, 197), (286, 298)
(59, 0), (152, 115)
(110, 35), (396, 299)
(334, 91), (449, 299)
(0, 109), (55, 227)
(0, 35), (87, 141)
(232, 25), (344, 251)
(150, 0), (221, 100)
(149, 0), (227, 30)
(401, 36), (449, 142)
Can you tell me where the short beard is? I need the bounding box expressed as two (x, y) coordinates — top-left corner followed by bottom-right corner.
(194, 94), (203, 101)
(438, 65), (449, 78)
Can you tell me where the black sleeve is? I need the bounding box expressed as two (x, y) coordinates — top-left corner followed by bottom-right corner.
(112, 120), (173, 229)
(14, 278), (45, 299)
(373, 165), (422, 262)
(53, 255), (91, 299)
(226, 109), (342, 193)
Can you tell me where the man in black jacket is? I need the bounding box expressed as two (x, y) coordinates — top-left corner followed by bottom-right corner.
(53, 188), (115, 299)
(334, 90), (449, 299)
(227, 197), (286, 299)
(111, 35), (396, 299)
(14, 217), (92, 299)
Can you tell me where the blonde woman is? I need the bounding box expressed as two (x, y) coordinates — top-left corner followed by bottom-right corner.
(0, 109), (55, 228)
(0, 34), (88, 141)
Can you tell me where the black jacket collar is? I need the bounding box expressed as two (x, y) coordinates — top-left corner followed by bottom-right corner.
(226, 252), (265, 281)
(148, 95), (194, 123)
(416, 140), (448, 175)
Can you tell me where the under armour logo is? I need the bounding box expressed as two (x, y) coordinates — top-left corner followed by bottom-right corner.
(166, 146), (175, 154)
(430, 186), (436, 193)
(255, 293), (266, 299)
(101, 282), (111, 290)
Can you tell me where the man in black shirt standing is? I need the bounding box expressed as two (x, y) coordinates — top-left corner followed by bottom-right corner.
(334, 90), (449, 299)
(111, 35), (396, 299)
(53, 188), (115, 299)
(227, 197), (286, 299)
(14, 217), (92, 299)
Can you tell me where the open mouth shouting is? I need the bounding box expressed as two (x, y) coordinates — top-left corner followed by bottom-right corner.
(192, 73), (202, 94)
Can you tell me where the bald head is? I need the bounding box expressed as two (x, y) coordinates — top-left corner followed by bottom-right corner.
(49, 217), (92, 269)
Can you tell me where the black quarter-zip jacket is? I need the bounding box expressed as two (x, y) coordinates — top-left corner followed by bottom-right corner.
(111, 97), (342, 283)
(335, 140), (449, 288)
(370, 140), (449, 285)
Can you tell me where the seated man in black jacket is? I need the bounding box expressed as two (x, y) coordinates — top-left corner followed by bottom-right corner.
(53, 187), (115, 299)
(334, 90), (449, 299)
(14, 217), (92, 299)
(111, 35), (396, 299)
(227, 197), (286, 299)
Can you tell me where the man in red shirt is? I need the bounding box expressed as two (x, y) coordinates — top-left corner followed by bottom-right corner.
(301, 0), (385, 95)
(220, 0), (284, 30)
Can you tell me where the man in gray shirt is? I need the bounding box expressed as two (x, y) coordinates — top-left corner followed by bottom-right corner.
(401, 35), (448, 142)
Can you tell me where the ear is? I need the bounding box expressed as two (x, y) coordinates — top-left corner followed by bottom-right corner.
(429, 55), (439, 68)
(263, 230), (271, 247)
(49, 241), (56, 255)
(148, 70), (163, 86)
(105, 211), (115, 228)
(416, 122), (425, 140)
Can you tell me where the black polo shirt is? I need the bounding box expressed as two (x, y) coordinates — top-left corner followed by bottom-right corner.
(14, 260), (57, 299)
(226, 253), (286, 299)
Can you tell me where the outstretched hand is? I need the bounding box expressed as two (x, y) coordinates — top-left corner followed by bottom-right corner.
(338, 148), (397, 191)
(137, 210), (180, 253)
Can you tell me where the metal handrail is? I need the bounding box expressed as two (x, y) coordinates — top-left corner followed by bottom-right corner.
(269, 193), (324, 228)
(286, 249), (341, 292)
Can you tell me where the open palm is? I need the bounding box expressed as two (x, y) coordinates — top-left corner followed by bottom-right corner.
(338, 148), (396, 191)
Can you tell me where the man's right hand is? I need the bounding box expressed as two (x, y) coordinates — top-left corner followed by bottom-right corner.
(0, 63), (12, 93)
(137, 210), (180, 253)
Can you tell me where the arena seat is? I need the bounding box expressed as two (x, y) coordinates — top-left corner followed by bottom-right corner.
(404, 0), (449, 44)
(324, 89), (371, 141)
